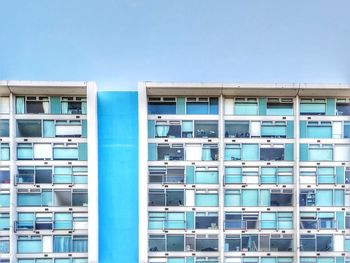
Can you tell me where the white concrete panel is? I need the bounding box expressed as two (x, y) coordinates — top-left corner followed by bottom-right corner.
(42, 236), (52, 253)
(185, 190), (195, 207)
(34, 143), (52, 159)
(334, 235), (344, 252)
(334, 145), (350, 161)
(225, 98), (234, 115)
(333, 122), (342, 138)
(185, 144), (202, 161)
(56, 125), (82, 136)
(251, 121), (261, 137)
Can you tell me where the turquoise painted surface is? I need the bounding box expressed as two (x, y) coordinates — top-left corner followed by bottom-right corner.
(98, 92), (138, 263)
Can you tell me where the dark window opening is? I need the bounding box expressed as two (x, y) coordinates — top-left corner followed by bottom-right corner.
(260, 148), (284, 161)
(270, 193), (292, 206)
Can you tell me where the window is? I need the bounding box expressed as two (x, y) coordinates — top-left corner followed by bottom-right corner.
(53, 166), (88, 184)
(300, 167), (335, 184)
(0, 143), (9, 161)
(196, 212), (218, 229)
(344, 122), (350, 138)
(56, 120), (82, 137)
(260, 144), (284, 161)
(300, 98), (326, 115)
(300, 235), (333, 251)
(306, 121), (332, 138)
(270, 189), (293, 206)
(261, 121), (287, 138)
(0, 237), (9, 253)
(17, 120), (42, 137)
(148, 166), (185, 184)
(300, 212), (336, 230)
(0, 213), (9, 230)
(0, 191), (9, 207)
(225, 144), (259, 161)
(16, 96), (49, 114)
(195, 190), (218, 207)
(149, 189), (184, 207)
(0, 169), (9, 184)
(260, 167), (293, 184)
(225, 235), (241, 251)
(148, 97), (176, 114)
(225, 121), (250, 138)
(336, 99), (350, 115)
(0, 120), (9, 137)
(195, 168), (218, 184)
(17, 143), (33, 160)
(194, 121), (218, 138)
(196, 235), (218, 251)
(308, 144), (333, 161)
(61, 97), (87, 114)
(155, 121), (181, 138)
(53, 143), (79, 160)
(300, 190), (316, 206)
(234, 98), (258, 115)
(72, 190), (88, 206)
(149, 235), (165, 251)
(167, 235), (184, 251)
(53, 235), (88, 253)
(266, 98), (293, 115)
(17, 236), (42, 253)
(18, 190), (52, 207)
(157, 144), (184, 161)
(186, 97), (218, 115)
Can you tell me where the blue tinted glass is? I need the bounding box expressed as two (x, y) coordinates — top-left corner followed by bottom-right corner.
(210, 98), (218, 114)
(148, 102), (176, 114)
(186, 102), (208, 114)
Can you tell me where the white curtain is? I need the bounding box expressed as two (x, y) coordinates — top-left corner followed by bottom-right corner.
(43, 101), (49, 113)
(156, 125), (170, 137)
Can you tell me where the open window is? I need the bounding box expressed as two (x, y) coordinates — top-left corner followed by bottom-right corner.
(336, 98), (350, 115)
(270, 189), (293, 206)
(16, 96), (49, 114)
(157, 144), (184, 161)
(225, 121), (250, 138)
(260, 144), (284, 161)
(61, 97), (86, 114)
(195, 212), (218, 229)
(17, 120), (42, 137)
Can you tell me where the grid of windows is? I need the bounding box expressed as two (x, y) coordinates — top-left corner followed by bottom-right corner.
(146, 94), (350, 263)
(0, 88), (91, 262)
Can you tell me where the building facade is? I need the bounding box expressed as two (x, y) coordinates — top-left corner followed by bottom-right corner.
(0, 81), (98, 263)
(139, 83), (350, 263)
(1, 81), (350, 263)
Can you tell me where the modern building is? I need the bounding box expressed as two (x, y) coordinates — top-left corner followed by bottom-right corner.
(138, 83), (350, 263)
(0, 81), (98, 263)
(1, 81), (350, 263)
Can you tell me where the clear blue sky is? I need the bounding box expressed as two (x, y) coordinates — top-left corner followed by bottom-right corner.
(1, 0), (350, 90)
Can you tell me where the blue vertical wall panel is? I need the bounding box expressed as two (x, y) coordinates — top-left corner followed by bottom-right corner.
(98, 92), (138, 263)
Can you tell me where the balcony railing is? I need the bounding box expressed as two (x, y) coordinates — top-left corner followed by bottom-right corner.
(15, 174), (87, 185)
(300, 219), (337, 230)
(224, 219), (293, 230)
(14, 220), (87, 232)
(149, 219), (187, 230)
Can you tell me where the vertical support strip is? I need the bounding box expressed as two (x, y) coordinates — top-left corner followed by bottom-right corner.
(138, 82), (148, 263)
(87, 82), (99, 263)
(294, 95), (300, 263)
(9, 92), (16, 262)
(219, 94), (225, 263)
